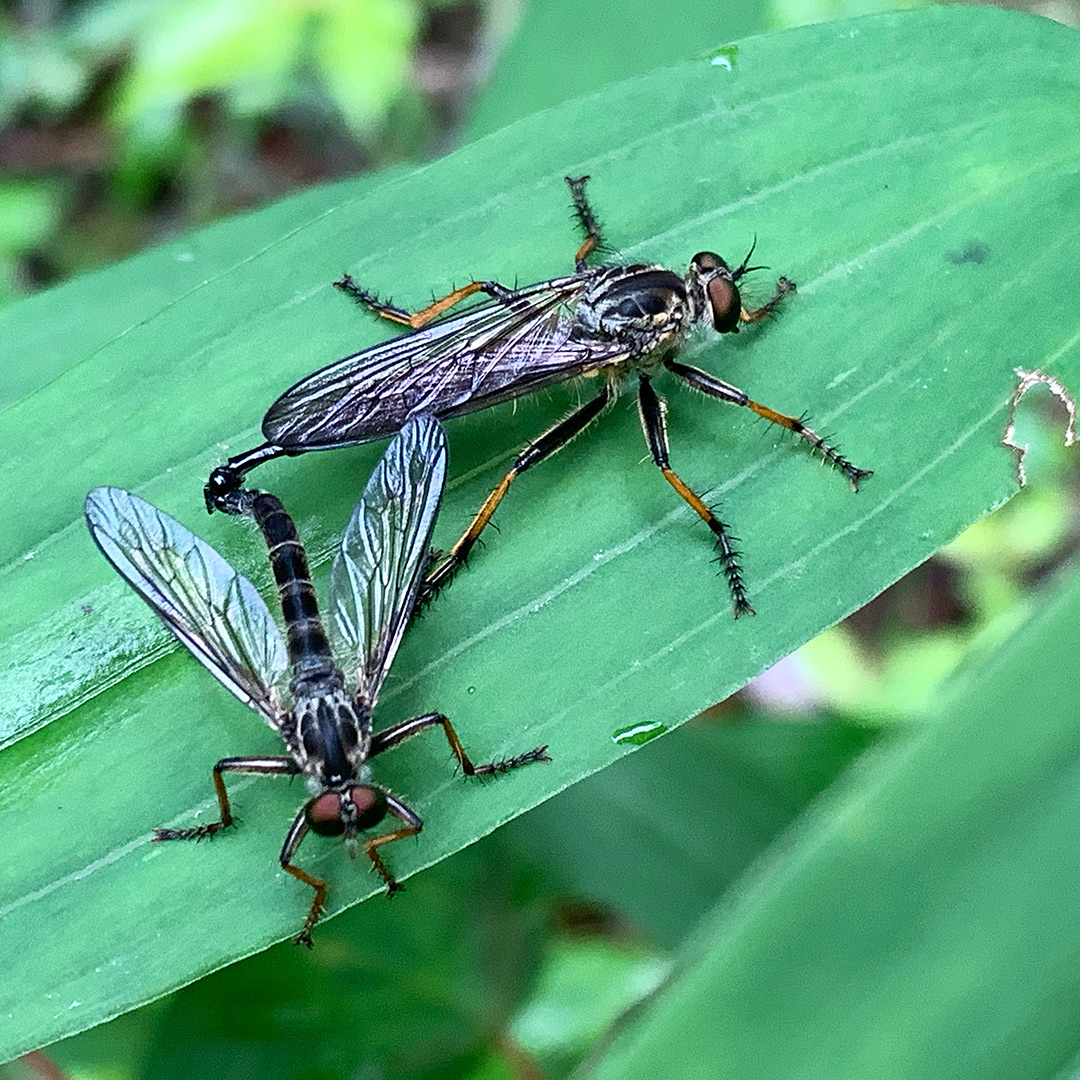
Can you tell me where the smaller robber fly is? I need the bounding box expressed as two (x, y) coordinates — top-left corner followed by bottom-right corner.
(206, 176), (872, 616)
(86, 415), (548, 946)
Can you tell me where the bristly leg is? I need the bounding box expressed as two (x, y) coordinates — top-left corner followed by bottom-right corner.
(789, 412), (872, 490)
(740, 276), (797, 324)
(710, 524), (754, 619)
(368, 710), (551, 775)
(153, 756), (301, 842)
(663, 357), (873, 491)
(636, 375), (755, 617)
(153, 821), (231, 842)
(282, 862), (327, 948)
(565, 175), (606, 269)
(418, 386), (613, 602)
(480, 745), (552, 773)
(334, 273), (513, 329)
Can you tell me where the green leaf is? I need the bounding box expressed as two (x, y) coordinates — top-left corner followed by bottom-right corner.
(585, 557), (1080, 1080)
(2, 5), (1079, 1061)
(505, 714), (878, 947)
(464, 0), (774, 140)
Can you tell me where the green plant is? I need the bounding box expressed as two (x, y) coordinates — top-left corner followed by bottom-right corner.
(2, 6), (1079, 1074)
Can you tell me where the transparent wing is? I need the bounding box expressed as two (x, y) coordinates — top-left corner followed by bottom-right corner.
(264, 275), (632, 450)
(85, 487), (289, 725)
(329, 415), (447, 706)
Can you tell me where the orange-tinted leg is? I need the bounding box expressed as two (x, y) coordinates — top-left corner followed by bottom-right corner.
(421, 385), (613, 599)
(740, 276), (797, 324)
(663, 357), (873, 491)
(369, 710), (550, 774)
(335, 273), (515, 329)
(637, 375), (754, 617)
(153, 756), (300, 842)
(566, 175), (604, 269)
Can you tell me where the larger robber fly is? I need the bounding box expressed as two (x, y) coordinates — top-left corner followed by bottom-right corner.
(86, 415), (548, 945)
(207, 176), (872, 616)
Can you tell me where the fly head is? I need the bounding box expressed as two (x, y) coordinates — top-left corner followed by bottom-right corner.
(689, 243), (767, 335)
(688, 252), (742, 334)
(305, 784), (389, 846)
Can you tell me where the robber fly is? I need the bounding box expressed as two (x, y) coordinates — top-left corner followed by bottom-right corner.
(86, 415), (548, 946)
(206, 176), (871, 616)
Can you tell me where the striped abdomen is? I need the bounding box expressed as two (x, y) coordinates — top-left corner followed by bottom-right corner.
(248, 492), (337, 685)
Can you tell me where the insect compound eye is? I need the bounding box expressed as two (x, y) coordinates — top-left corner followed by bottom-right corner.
(306, 792), (346, 837)
(707, 276), (741, 333)
(691, 251), (729, 274)
(348, 785), (389, 831)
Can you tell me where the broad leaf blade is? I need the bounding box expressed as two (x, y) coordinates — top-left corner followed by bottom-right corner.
(2, 6), (1079, 1061)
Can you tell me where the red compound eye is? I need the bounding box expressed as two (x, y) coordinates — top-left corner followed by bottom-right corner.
(349, 786), (388, 830)
(306, 793), (345, 836)
(707, 276), (740, 334)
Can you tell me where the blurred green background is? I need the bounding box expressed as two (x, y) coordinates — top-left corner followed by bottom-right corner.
(4, 1), (1080, 1078)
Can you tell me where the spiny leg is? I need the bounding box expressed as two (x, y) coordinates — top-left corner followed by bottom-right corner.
(637, 375), (754, 617)
(740, 276), (796, 325)
(334, 273), (515, 329)
(363, 795), (424, 897)
(565, 175), (604, 269)
(369, 711), (550, 774)
(279, 813), (326, 948)
(663, 357), (872, 490)
(421, 385), (613, 600)
(153, 756), (300, 842)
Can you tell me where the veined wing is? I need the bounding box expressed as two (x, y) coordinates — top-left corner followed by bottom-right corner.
(264, 275), (632, 450)
(85, 487), (289, 725)
(328, 415), (447, 707)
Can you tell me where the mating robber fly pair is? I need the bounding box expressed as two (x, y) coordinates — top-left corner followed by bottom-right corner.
(86, 177), (870, 943)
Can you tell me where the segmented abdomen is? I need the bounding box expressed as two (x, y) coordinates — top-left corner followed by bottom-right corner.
(248, 493), (336, 682)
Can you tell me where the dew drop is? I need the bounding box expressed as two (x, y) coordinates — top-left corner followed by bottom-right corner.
(612, 721), (667, 746)
(707, 45), (738, 71)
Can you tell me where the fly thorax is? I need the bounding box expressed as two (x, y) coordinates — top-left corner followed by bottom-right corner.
(292, 686), (370, 786)
(577, 266), (691, 354)
(289, 663), (344, 700)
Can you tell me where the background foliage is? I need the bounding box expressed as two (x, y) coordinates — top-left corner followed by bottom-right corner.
(3, 1), (1080, 1079)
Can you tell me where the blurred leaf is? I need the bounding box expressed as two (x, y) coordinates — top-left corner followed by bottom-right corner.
(2, 5), (1079, 1062)
(0, 24), (88, 122)
(68, 0), (166, 54)
(315, 0), (420, 135)
(798, 398), (1080, 720)
(584, 555), (1080, 1080)
(506, 716), (878, 947)
(512, 938), (668, 1078)
(112, 0), (307, 124)
(0, 180), (65, 257)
